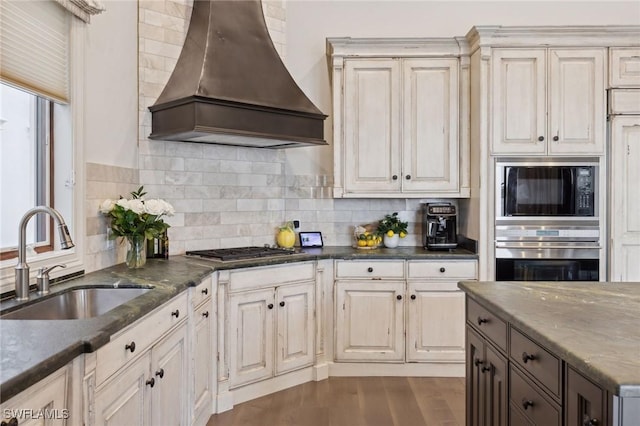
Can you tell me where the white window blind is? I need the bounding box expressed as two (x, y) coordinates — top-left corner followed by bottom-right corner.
(0, 1), (70, 103)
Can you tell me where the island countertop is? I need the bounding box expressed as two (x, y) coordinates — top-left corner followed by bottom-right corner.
(457, 280), (640, 397)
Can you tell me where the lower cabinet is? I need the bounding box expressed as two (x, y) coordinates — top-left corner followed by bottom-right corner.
(566, 366), (605, 426)
(227, 282), (315, 389)
(93, 322), (188, 426)
(0, 364), (71, 426)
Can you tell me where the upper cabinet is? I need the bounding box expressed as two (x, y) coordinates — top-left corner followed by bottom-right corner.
(609, 47), (640, 87)
(491, 47), (606, 155)
(327, 38), (470, 198)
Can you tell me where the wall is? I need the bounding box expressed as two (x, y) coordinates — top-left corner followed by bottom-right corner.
(85, 0), (640, 271)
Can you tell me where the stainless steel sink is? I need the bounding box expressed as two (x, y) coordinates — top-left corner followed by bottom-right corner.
(1, 287), (151, 320)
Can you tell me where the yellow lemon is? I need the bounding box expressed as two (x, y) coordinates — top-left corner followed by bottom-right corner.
(367, 239), (375, 247)
(386, 230), (395, 237)
(399, 231), (407, 238)
(357, 239), (367, 247)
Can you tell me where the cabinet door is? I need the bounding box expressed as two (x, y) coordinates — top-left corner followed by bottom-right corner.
(402, 58), (459, 193)
(94, 353), (151, 426)
(192, 302), (213, 425)
(548, 48), (605, 155)
(335, 280), (405, 362)
(275, 282), (315, 375)
(610, 116), (640, 281)
(566, 366), (605, 426)
(466, 327), (484, 426)
(484, 344), (508, 426)
(491, 49), (546, 154)
(343, 59), (402, 194)
(407, 281), (465, 362)
(151, 322), (188, 426)
(228, 289), (275, 388)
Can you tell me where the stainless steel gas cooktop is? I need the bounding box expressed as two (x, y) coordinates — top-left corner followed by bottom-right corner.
(185, 246), (296, 261)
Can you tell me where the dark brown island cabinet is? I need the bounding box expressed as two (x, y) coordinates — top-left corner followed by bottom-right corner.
(463, 292), (639, 426)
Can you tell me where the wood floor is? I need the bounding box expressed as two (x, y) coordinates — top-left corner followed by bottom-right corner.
(207, 377), (465, 426)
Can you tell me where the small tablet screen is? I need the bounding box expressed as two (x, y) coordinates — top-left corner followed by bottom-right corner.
(299, 232), (323, 248)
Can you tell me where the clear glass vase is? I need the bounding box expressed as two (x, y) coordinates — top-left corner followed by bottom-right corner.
(125, 235), (147, 268)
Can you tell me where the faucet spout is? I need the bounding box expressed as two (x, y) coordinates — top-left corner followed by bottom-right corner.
(15, 206), (75, 301)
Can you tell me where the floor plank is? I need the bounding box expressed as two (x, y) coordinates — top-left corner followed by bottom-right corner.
(207, 377), (465, 426)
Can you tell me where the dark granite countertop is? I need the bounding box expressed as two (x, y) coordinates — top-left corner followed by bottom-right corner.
(458, 281), (640, 398)
(0, 246), (476, 402)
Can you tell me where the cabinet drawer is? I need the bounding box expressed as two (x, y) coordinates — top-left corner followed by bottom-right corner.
(228, 262), (315, 292)
(510, 327), (561, 399)
(466, 298), (507, 352)
(96, 291), (188, 386)
(510, 366), (561, 426)
(610, 48), (640, 87)
(609, 89), (640, 114)
(335, 260), (405, 279)
(408, 260), (477, 279)
(191, 275), (212, 307)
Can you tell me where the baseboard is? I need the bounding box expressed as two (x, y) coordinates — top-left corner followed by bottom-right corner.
(313, 363), (329, 381)
(328, 362), (465, 377)
(230, 367), (315, 406)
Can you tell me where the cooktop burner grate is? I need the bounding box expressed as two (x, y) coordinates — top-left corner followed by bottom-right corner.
(186, 246), (295, 261)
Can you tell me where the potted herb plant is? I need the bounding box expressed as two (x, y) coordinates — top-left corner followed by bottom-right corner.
(376, 212), (408, 248)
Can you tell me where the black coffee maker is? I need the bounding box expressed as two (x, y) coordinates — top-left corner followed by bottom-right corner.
(423, 203), (458, 250)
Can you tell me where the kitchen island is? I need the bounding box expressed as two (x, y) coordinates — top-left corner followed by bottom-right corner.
(458, 280), (640, 426)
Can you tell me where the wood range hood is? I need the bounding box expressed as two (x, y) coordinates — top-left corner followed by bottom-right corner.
(148, 0), (327, 149)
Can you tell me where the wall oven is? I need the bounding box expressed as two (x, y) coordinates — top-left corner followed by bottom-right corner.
(495, 158), (601, 282)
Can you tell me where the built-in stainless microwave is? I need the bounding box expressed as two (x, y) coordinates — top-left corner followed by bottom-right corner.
(496, 159), (598, 223)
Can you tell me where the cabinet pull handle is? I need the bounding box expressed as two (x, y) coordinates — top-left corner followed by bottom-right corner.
(474, 358), (483, 367)
(2, 418), (18, 426)
(522, 352), (536, 364)
(410, 294), (416, 300)
(268, 303), (274, 309)
(202, 288), (208, 295)
(405, 174), (411, 180)
(146, 377), (155, 388)
(155, 368), (164, 379)
(202, 311), (209, 318)
(477, 317), (489, 326)
(588, 418), (599, 425)
(125, 341), (136, 353)
(538, 136), (545, 142)
(553, 135), (559, 141)
(521, 398), (534, 410)
(171, 309), (180, 318)
(396, 295), (402, 300)
(367, 267), (373, 273)
(392, 175), (398, 180)
(439, 267), (446, 273)
(481, 365), (491, 373)
(279, 301), (286, 307)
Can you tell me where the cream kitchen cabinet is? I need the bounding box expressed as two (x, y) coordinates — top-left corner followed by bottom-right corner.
(189, 276), (214, 426)
(89, 292), (189, 426)
(0, 364), (71, 426)
(334, 259), (477, 365)
(491, 47), (606, 155)
(221, 263), (316, 390)
(327, 38), (470, 198)
(610, 48), (640, 87)
(609, 97), (640, 281)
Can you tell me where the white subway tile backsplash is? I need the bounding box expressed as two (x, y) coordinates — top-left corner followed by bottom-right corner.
(165, 171), (203, 186)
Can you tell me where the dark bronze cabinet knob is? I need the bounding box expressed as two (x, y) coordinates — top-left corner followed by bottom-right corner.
(202, 311), (209, 318)
(367, 267), (373, 273)
(2, 418), (18, 426)
(538, 136), (545, 141)
(268, 303), (274, 309)
(410, 294), (416, 300)
(521, 399), (534, 410)
(155, 368), (164, 379)
(171, 309), (180, 318)
(396, 295), (402, 300)
(522, 352), (536, 363)
(481, 365), (491, 373)
(477, 317), (488, 326)
(146, 377), (155, 388)
(392, 175), (398, 180)
(202, 288), (208, 295)
(439, 267), (446, 273)
(405, 175), (411, 180)
(553, 135), (559, 141)
(588, 418), (599, 425)
(279, 301), (285, 307)
(474, 358), (483, 367)
(125, 341), (136, 353)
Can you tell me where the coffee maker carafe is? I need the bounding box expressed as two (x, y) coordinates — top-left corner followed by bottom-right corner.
(423, 203), (457, 250)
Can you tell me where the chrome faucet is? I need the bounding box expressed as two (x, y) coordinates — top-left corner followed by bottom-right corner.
(15, 206), (75, 301)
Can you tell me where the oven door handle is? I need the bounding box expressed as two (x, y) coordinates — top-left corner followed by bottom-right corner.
(495, 242), (601, 250)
